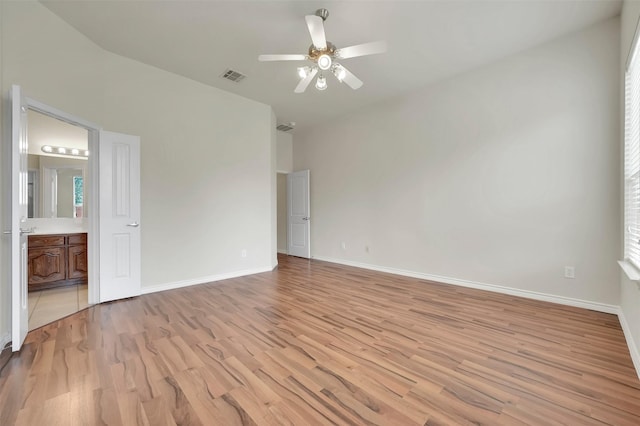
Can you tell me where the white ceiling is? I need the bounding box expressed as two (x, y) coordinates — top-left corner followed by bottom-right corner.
(41, 0), (622, 132)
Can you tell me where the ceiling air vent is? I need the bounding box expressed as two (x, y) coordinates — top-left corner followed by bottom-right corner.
(220, 68), (246, 83)
(277, 123), (295, 132)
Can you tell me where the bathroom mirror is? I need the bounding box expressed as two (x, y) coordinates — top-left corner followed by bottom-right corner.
(27, 109), (89, 218)
(28, 155), (87, 218)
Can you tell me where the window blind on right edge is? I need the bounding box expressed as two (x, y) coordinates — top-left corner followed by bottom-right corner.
(624, 39), (640, 269)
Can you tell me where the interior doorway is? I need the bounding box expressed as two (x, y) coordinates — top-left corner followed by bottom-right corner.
(10, 85), (141, 352)
(286, 170), (311, 258)
(277, 170), (312, 258)
(25, 109), (90, 330)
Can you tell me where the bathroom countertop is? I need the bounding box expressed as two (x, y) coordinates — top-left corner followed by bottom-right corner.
(25, 218), (88, 236)
(29, 229), (87, 236)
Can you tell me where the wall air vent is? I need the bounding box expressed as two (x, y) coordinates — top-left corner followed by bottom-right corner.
(277, 122), (296, 132)
(220, 68), (246, 83)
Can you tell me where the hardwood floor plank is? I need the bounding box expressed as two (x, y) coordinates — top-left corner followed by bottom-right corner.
(116, 390), (150, 426)
(155, 375), (203, 425)
(1, 254), (639, 425)
(93, 387), (125, 426)
(141, 396), (179, 426)
(254, 368), (343, 425)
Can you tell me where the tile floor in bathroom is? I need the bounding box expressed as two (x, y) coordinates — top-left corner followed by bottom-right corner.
(28, 284), (89, 331)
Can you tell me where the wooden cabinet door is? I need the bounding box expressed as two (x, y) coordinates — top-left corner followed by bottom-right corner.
(68, 245), (88, 280)
(28, 247), (66, 285)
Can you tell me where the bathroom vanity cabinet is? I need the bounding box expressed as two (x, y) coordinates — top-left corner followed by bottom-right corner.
(28, 233), (88, 291)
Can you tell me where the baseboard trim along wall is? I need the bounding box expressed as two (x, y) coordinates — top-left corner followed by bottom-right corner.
(141, 266), (273, 295)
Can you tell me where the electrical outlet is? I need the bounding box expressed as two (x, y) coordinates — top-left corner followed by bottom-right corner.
(241, 249), (247, 258)
(341, 242), (346, 250)
(564, 266), (575, 279)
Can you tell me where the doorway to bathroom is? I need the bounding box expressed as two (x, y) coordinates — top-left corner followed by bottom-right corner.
(25, 109), (90, 330)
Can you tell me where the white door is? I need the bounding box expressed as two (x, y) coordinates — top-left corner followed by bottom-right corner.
(99, 131), (141, 302)
(10, 85), (30, 351)
(287, 170), (311, 258)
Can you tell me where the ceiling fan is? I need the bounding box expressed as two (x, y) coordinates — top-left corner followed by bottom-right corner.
(258, 8), (387, 93)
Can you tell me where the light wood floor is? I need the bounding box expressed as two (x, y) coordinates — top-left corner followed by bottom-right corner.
(1, 254), (639, 425)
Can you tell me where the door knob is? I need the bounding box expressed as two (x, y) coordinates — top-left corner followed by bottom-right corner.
(126, 222), (140, 227)
(302, 217), (310, 221)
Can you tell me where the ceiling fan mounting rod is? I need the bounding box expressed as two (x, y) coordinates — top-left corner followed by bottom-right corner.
(315, 8), (329, 21)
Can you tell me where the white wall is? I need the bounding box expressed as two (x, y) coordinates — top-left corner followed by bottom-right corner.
(100, 51), (274, 286)
(620, 0), (640, 376)
(0, 1), (276, 341)
(295, 18), (621, 309)
(270, 110), (278, 268)
(276, 130), (293, 253)
(277, 130), (293, 173)
(277, 173), (288, 252)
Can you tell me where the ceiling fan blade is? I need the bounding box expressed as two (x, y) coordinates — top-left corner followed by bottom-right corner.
(258, 54), (307, 62)
(335, 41), (387, 59)
(295, 68), (318, 93)
(340, 66), (363, 90)
(305, 15), (327, 50)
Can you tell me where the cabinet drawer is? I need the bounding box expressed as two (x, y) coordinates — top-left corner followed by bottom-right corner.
(68, 233), (87, 246)
(29, 235), (65, 248)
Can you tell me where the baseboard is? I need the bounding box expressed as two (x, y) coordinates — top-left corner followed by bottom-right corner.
(618, 309), (640, 380)
(0, 333), (11, 352)
(312, 256), (620, 315)
(277, 249), (288, 254)
(141, 266), (273, 295)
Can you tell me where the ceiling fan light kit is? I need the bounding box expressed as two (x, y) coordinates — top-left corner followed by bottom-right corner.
(333, 64), (346, 82)
(258, 8), (387, 93)
(297, 66), (310, 79)
(315, 75), (328, 91)
(317, 54), (332, 70)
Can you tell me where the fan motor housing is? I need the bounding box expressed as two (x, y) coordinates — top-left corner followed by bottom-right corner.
(308, 42), (336, 61)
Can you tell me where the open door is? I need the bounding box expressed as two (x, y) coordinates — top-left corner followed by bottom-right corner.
(10, 85), (30, 351)
(287, 170), (311, 258)
(99, 131), (141, 302)
(8, 87), (142, 349)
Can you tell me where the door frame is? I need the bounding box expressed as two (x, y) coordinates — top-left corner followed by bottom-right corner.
(24, 97), (101, 304)
(287, 169), (311, 258)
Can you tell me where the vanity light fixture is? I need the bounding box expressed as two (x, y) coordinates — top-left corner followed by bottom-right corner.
(41, 145), (89, 158)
